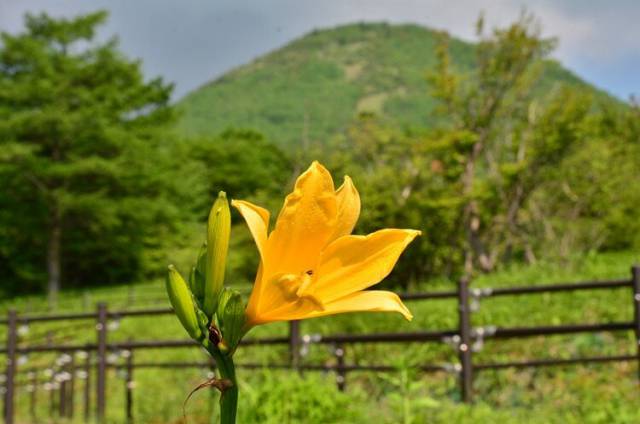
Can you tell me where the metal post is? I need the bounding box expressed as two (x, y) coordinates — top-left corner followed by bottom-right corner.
(84, 351), (91, 422)
(289, 320), (301, 370)
(631, 265), (640, 382)
(4, 310), (18, 424)
(59, 363), (67, 417)
(29, 372), (37, 422)
(125, 348), (134, 424)
(335, 344), (346, 391)
(458, 277), (473, 403)
(49, 377), (55, 418)
(68, 353), (75, 418)
(96, 303), (108, 423)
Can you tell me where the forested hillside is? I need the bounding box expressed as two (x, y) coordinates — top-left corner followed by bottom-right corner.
(176, 22), (615, 149)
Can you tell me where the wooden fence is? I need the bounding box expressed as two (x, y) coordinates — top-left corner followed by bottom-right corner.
(2, 265), (639, 423)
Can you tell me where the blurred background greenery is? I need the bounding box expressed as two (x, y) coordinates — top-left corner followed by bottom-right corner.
(1, 11), (638, 303)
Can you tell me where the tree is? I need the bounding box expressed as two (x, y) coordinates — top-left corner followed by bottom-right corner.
(428, 13), (574, 276)
(314, 113), (468, 286)
(532, 96), (640, 257)
(183, 129), (292, 210)
(0, 11), (195, 305)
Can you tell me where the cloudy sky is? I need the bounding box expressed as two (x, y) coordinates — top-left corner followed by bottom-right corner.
(1, 0), (638, 100)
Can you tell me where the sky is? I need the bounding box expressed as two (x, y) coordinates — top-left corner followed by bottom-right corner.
(0, 0), (638, 100)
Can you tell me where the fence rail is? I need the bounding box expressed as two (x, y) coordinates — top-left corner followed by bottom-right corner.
(2, 265), (639, 423)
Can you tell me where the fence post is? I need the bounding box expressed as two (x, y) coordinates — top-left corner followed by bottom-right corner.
(59, 360), (67, 417)
(4, 309), (18, 424)
(49, 374), (55, 417)
(631, 265), (640, 383)
(29, 371), (37, 422)
(96, 303), (108, 423)
(289, 321), (301, 370)
(125, 348), (134, 424)
(83, 351), (91, 422)
(457, 277), (474, 403)
(335, 344), (346, 391)
(68, 353), (75, 419)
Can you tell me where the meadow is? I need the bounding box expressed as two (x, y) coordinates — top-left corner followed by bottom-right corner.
(2, 250), (639, 423)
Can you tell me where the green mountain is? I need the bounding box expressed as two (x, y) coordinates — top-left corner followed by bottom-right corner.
(176, 22), (609, 149)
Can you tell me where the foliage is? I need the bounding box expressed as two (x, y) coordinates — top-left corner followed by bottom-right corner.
(181, 129), (292, 216)
(532, 100), (640, 256)
(315, 15), (636, 285)
(0, 11), (205, 300)
(427, 13), (559, 275)
(238, 371), (370, 423)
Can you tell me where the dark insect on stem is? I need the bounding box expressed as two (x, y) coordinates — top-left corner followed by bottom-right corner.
(209, 324), (222, 346)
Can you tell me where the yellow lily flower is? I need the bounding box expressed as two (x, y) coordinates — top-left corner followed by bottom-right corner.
(232, 161), (421, 328)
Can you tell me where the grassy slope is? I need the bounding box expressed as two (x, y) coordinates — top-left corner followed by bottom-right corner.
(175, 22), (610, 150)
(2, 250), (640, 423)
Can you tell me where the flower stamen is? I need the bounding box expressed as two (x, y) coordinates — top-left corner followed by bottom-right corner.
(272, 272), (325, 311)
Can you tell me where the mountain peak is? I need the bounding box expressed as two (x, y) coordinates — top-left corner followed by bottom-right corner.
(176, 21), (594, 149)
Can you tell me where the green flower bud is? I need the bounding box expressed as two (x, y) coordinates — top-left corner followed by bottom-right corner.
(166, 265), (202, 341)
(204, 191), (230, 318)
(218, 289), (246, 354)
(189, 242), (207, 304)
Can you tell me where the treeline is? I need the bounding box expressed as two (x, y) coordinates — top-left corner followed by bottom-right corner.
(0, 12), (638, 301)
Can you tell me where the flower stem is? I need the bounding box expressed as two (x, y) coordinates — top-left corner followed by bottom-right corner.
(206, 345), (238, 424)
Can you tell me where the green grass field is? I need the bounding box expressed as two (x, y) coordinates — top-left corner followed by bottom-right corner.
(2, 250), (639, 423)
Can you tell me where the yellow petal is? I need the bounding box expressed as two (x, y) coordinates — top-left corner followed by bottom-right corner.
(231, 199), (270, 262)
(330, 176), (360, 241)
(247, 293), (323, 325)
(245, 262), (264, 325)
(259, 290), (413, 323)
(315, 290), (412, 321)
(266, 161), (337, 276)
(231, 200), (269, 325)
(307, 229), (421, 304)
